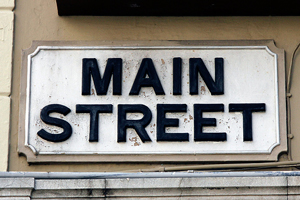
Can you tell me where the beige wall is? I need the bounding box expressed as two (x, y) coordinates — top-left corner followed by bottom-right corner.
(0, 0), (13, 171)
(10, 0), (300, 171)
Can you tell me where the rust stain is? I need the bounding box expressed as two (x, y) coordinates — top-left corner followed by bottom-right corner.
(129, 137), (135, 142)
(184, 118), (188, 122)
(236, 135), (239, 141)
(91, 88), (95, 95)
(201, 86), (206, 92)
(129, 137), (141, 146)
(161, 59), (165, 65)
(189, 115), (193, 120)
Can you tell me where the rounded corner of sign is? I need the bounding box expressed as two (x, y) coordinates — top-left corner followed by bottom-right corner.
(23, 41), (43, 57)
(27, 144), (38, 154)
(267, 141), (280, 153)
(28, 46), (43, 59)
(19, 144), (38, 157)
(264, 40), (284, 56)
(17, 145), (40, 163)
(267, 142), (287, 160)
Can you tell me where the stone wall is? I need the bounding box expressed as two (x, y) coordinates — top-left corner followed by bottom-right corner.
(1, 172), (300, 199)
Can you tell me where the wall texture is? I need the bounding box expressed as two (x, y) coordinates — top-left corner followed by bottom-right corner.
(2, 172), (300, 199)
(10, 0), (300, 171)
(0, 0), (14, 171)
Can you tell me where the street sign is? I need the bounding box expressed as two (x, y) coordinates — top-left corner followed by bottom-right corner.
(19, 40), (286, 162)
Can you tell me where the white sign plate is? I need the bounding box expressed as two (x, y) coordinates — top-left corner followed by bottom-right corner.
(19, 41), (286, 162)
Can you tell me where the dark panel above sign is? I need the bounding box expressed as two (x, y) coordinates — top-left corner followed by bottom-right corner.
(56, 0), (300, 16)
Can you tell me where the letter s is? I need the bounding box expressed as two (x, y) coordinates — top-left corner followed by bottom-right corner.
(37, 104), (72, 142)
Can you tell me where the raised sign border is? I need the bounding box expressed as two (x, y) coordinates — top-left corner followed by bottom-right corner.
(18, 40), (286, 163)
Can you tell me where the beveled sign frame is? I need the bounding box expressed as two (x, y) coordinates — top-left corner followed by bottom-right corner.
(18, 40), (286, 163)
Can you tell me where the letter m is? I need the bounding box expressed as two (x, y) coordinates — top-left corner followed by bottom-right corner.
(82, 58), (122, 95)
